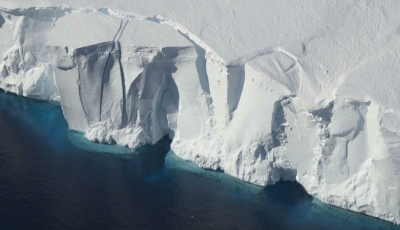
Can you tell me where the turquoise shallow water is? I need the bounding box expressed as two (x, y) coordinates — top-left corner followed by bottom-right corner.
(0, 89), (399, 230)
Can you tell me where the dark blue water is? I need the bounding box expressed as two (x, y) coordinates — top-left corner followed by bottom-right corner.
(0, 90), (399, 230)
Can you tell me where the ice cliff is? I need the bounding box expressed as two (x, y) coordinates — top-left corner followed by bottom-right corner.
(1, 0), (400, 224)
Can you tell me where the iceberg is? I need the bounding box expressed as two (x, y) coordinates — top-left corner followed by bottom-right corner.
(1, 0), (400, 224)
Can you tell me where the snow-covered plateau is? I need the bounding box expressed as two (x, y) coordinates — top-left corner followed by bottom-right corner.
(1, 0), (400, 224)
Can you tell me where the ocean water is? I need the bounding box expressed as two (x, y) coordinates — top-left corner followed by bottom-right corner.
(0, 90), (399, 230)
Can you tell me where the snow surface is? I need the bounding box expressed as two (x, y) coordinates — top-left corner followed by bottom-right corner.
(1, 0), (400, 224)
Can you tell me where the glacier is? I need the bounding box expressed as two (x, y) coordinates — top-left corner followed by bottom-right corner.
(1, 0), (400, 224)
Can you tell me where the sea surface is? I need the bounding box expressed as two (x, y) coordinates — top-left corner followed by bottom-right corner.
(0, 89), (399, 230)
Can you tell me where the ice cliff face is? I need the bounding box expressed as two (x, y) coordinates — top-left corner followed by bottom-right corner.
(47, 12), (203, 149)
(0, 7), (61, 101)
(1, 1), (400, 225)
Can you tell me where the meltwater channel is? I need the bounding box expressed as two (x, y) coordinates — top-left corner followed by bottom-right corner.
(0, 89), (398, 230)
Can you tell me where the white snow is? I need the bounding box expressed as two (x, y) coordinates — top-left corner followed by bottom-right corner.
(0, 9), (59, 100)
(1, 0), (400, 225)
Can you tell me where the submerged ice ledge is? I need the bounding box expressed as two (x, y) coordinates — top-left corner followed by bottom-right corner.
(1, 3), (400, 225)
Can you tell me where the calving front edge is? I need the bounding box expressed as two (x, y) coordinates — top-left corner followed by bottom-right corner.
(1, 8), (400, 225)
(0, 7), (64, 101)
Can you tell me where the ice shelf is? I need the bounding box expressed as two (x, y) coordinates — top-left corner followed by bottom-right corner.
(1, 1), (400, 224)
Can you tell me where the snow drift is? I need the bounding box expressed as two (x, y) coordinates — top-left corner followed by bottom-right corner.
(1, 0), (400, 224)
